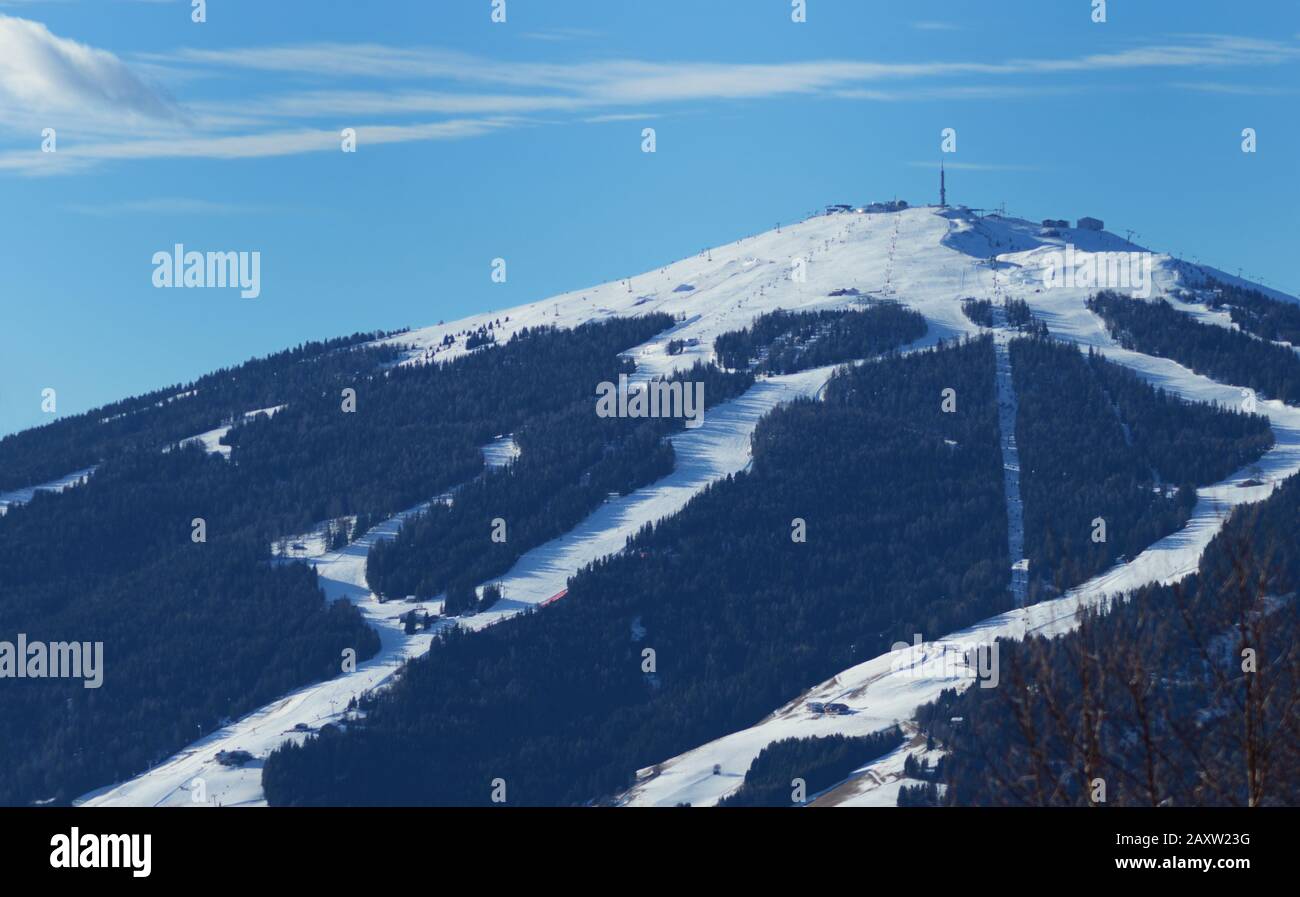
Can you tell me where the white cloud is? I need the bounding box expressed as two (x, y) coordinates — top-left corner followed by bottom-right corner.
(0, 13), (177, 128)
(188, 88), (590, 121)
(140, 34), (1298, 96)
(0, 116), (516, 172)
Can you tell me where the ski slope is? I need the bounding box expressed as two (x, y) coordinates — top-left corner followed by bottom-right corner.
(616, 209), (1300, 808)
(73, 203), (1299, 808)
(172, 404), (286, 459)
(76, 364), (851, 806)
(78, 437), (521, 807)
(620, 410), (1300, 807)
(381, 207), (983, 383)
(0, 466), (97, 517)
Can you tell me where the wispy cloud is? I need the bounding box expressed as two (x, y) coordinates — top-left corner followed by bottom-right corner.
(186, 88), (590, 121)
(140, 34), (1297, 88)
(1171, 80), (1299, 96)
(582, 111), (660, 124)
(0, 13), (179, 128)
(834, 84), (1086, 102)
(0, 117), (516, 172)
(521, 27), (599, 42)
(0, 18), (1296, 176)
(64, 197), (282, 217)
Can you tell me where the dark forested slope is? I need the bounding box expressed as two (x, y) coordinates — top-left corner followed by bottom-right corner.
(1011, 336), (1271, 599)
(0, 316), (676, 805)
(713, 303), (926, 374)
(924, 473), (1300, 807)
(263, 336), (1011, 806)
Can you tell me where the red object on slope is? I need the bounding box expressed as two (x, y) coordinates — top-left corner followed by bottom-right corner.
(539, 588), (568, 607)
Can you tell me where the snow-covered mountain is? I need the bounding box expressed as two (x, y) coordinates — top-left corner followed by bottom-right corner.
(45, 204), (1299, 807)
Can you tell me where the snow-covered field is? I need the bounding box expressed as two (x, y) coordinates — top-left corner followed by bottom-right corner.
(72, 204), (1299, 808)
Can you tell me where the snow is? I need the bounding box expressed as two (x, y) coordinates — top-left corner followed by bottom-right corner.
(810, 729), (946, 808)
(99, 388), (199, 425)
(78, 487), (455, 807)
(0, 466), (97, 517)
(612, 207), (1300, 809)
(619, 411), (1297, 808)
(480, 434), (520, 469)
(76, 367), (838, 807)
(173, 405), (286, 459)
(381, 209), (979, 385)
(461, 365), (839, 629)
(73, 204), (1300, 808)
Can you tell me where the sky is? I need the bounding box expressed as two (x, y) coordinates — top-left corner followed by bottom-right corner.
(1, 0), (1297, 437)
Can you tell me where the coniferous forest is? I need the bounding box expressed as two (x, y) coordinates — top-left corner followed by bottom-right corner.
(0, 316), (677, 805)
(262, 336), (1012, 806)
(1010, 336), (1271, 598)
(1089, 291), (1300, 404)
(716, 729), (904, 807)
(713, 303), (926, 373)
(1198, 276), (1300, 346)
(365, 362), (752, 608)
(3, 284), (1296, 812)
(0, 331), (403, 493)
(921, 472), (1300, 807)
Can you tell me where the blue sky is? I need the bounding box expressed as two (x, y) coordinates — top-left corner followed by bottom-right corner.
(1, 0), (1297, 436)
